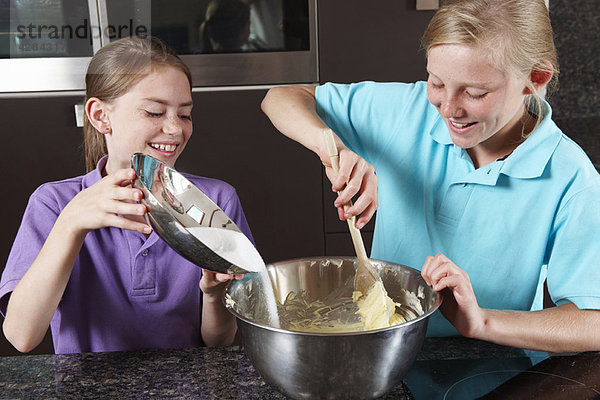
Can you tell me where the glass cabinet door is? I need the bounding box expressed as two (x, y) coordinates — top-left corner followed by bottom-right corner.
(1, 0), (98, 92)
(0, 0), (317, 93)
(3, 0), (94, 59)
(105, 0), (309, 55)
(104, 0), (317, 87)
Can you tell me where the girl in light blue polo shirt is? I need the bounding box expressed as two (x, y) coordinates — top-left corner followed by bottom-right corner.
(262, 0), (600, 353)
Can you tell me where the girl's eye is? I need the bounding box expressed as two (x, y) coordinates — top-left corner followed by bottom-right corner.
(467, 92), (487, 100)
(180, 114), (192, 121)
(427, 76), (443, 89)
(145, 111), (163, 118)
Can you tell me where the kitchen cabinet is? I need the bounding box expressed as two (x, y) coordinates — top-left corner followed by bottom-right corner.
(0, 94), (84, 356)
(1, 0), (317, 92)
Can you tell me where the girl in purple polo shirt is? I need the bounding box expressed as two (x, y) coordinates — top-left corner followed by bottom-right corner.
(0, 36), (253, 354)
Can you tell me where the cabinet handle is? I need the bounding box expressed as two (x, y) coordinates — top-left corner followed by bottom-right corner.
(416, 0), (439, 10)
(74, 103), (84, 128)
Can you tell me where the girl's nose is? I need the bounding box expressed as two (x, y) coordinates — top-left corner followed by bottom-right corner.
(439, 94), (464, 119)
(163, 115), (183, 135)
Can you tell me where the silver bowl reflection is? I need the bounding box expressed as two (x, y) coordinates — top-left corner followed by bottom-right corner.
(225, 257), (441, 400)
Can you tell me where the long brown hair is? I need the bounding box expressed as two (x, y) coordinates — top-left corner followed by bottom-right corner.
(83, 36), (192, 172)
(421, 0), (559, 132)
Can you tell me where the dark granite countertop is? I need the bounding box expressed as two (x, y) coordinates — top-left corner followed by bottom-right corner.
(1, 337), (599, 399)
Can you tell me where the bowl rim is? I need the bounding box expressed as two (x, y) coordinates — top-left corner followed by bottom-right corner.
(224, 256), (443, 336)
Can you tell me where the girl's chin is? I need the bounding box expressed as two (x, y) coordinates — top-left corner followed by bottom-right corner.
(449, 134), (478, 150)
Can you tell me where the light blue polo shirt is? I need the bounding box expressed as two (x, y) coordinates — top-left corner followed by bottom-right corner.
(316, 81), (600, 336)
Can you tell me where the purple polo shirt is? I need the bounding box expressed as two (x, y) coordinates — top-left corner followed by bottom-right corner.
(0, 156), (254, 354)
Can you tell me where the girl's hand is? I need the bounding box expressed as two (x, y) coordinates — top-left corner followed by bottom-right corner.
(421, 254), (485, 338)
(200, 269), (242, 346)
(322, 147), (378, 229)
(200, 269), (243, 299)
(60, 168), (152, 236)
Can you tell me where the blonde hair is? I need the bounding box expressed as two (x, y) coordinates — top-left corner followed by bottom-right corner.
(83, 36), (192, 172)
(421, 0), (559, 131)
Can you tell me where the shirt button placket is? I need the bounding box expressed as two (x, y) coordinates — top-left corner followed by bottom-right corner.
(133, 247), (155, 294)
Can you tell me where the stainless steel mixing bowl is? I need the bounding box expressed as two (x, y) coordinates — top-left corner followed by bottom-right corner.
(131, 153), (260, 274)
(225, 257), (441, 400)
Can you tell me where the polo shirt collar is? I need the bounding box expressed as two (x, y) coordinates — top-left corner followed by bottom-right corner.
(81, 155), (108, 189)
(429, 100), (561, 181)
(430, 116), (453, 145)
(499, 101), (561, 179)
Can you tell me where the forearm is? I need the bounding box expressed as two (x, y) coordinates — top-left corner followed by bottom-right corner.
(3, 213), (85, 353)
(476, 303), (600, 353)
(261, 85), (333, 158)
(201, 295), (238, 347)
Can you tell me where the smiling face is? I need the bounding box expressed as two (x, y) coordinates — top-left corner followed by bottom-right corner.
(102, 65), (193, 175)
(426, 44), (530, 162)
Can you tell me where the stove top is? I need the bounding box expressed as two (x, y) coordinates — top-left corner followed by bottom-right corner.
(403, 351), (600, 399)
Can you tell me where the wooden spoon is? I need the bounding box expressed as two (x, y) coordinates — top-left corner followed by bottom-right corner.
(322, 128), (382, 298)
